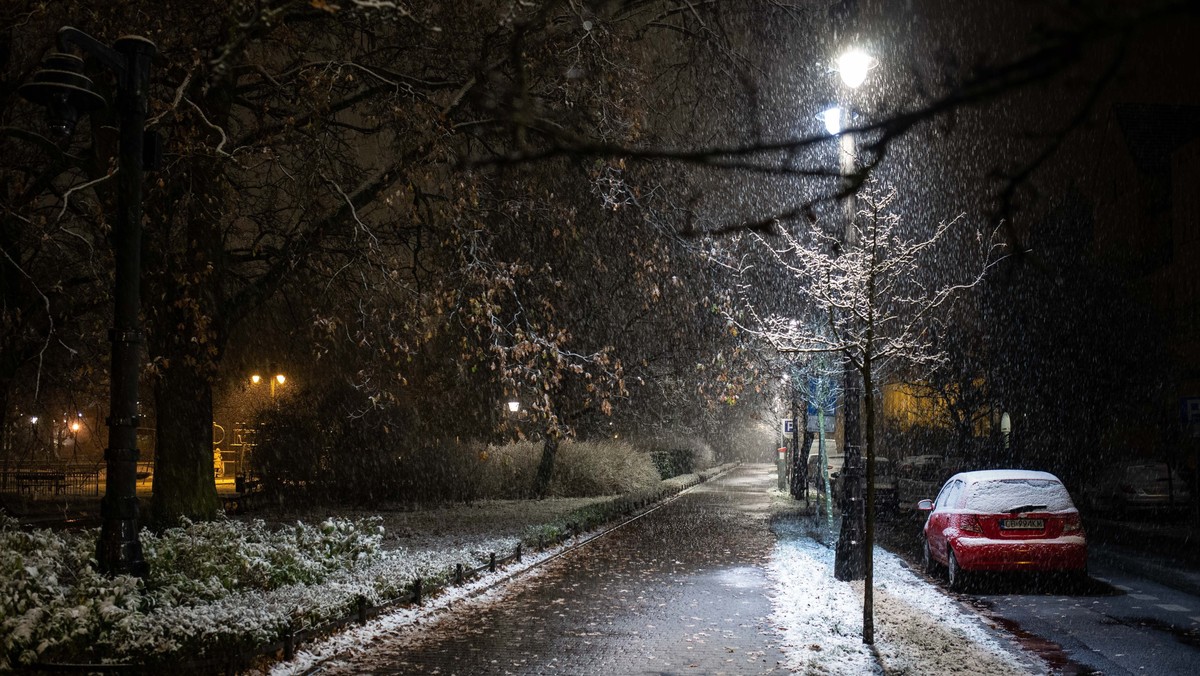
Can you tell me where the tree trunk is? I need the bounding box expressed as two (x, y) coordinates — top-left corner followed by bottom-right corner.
(834, 356), (865, 581)
(532, 431), (558, 499)
(0, 380), (10, 490)
(862, 359), (876, 645)
(147, 362), (221, 525)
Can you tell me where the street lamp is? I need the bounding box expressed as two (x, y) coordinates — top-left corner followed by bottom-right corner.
(250, 364), (287, 400)
(20, 27), (155, 577)
(507, 400), (520, 413)
(834, 48), (876, 89)
(826, 47), (873, 584)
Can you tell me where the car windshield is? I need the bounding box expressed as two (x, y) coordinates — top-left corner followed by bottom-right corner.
(965, 479), (1075, 513)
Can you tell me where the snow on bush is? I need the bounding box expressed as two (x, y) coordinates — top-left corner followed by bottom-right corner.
(0, 514), (498, 669)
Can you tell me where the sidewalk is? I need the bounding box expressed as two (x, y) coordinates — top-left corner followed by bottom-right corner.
(293, 464), (792, 675)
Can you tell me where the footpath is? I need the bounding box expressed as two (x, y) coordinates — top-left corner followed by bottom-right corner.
(305, 464), (792, 675)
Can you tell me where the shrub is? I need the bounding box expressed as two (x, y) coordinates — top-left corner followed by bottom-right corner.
(0, 515), (385, 669)
(471, 439), (660, 499)
(649, 447), (695, 479)
(551, 440), (661, 496)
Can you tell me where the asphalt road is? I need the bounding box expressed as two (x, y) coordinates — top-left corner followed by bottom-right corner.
(879, 514), (1200, 675)
(966, 550), (1200, 675)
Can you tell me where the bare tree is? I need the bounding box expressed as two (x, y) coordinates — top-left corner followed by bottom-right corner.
(732, 182), (1000, 644)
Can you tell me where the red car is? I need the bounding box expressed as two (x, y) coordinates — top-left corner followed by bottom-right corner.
(918, 469), (1087, 590)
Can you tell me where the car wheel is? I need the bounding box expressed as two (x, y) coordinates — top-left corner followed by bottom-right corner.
(922, 539), (938, 575)
(947, 549), (968, 592)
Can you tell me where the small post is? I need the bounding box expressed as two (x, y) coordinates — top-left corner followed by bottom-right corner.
(516, 542), (523, 561)
(283, 623), (295, 661)
(413, 577), (423, 605)
(357, 596), (368, 624)
(455, 562), (464, 585)
(489, 552), (496, 572)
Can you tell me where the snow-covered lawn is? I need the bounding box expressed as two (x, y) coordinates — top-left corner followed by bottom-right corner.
(768, 517), (1046, 675)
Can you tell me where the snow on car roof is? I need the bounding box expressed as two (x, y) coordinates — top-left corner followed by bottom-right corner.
(950, 469), (1062, 483)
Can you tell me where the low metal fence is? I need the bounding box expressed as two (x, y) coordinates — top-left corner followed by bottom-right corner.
(1, 464), (101, 499)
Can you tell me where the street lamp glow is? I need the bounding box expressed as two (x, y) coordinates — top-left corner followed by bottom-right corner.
(820, 106), (843, 135)
(30, 416), (38, 425)
(507, 400), (520, 413)
(250, 374), (262, 384)
(275, 374), (286, 385)
(835, 48), (875, 88)
(70, 422), (81, 432)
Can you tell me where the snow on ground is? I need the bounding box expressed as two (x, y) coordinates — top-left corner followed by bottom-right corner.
(767, 517), (1047, 676)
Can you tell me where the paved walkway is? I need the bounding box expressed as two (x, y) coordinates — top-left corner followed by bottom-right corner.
(324, 464), (789, 675)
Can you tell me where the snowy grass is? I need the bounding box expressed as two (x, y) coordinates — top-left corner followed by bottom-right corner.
(768, 516), (1045, 675)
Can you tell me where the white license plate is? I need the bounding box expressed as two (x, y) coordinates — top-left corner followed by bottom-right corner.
(1001, 518), (1044, 530)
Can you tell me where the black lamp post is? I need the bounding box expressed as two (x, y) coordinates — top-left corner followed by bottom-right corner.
(20, 27), (156, 577)
(826, 48), (875, 583)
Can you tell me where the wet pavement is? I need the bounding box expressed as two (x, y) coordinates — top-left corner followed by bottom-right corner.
(318, 464), (789, 675)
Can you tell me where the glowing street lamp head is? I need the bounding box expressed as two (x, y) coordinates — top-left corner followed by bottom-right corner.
(250, 374), (262, 384)
(275, 374), (286, 385)
(820, 106), (843, 135)
(507, 400), (520, 413)
(836, 48), (875, 88)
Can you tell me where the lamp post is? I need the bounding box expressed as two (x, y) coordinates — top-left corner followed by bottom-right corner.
(20, 27), (155, 577)
(827, 47), (875, 583)
(20, 28), (155, 575)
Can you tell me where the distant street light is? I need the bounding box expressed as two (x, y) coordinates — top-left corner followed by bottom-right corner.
(1000, 411), (1013, 462)
(507, 400), (521, 413)
(20, 26), (155, 577)
(250, 364), (287, 400)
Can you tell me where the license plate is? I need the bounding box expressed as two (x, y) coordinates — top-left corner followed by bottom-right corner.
(1001, 518), (1044, 530)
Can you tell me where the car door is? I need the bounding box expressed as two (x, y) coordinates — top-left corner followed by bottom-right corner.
(925, 478), (961, 563)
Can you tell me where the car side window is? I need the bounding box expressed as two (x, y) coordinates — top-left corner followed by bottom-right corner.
(934, 480), (956, 509)
(949, 480), (964, 508)
(938, 479), (963, 509)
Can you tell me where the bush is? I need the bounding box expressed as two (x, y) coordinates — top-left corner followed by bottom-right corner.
(0, 515), (385, 669)
(649, 448), (695, 479)
(252, 385), (494, 505)
(472, 439), (660, 499)
(551, 440), (661, 496)
(252, 387), (661, 505)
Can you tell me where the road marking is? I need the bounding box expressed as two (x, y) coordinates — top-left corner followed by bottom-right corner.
(1156, 604), (1189, 612)
(1129, 594), (1159, 601)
